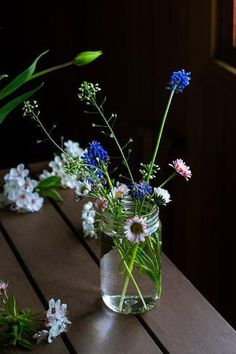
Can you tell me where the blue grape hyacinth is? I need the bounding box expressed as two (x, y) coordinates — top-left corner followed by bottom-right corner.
(168, 69), (191, 93)
(129, 181), (153, 199)
(82, 141), (109, 166)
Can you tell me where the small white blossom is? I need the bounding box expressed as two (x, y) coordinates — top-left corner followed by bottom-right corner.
(14, 190), (44, 213)
(39, 170), (55, 180)
(64, 140), (85, 158)
(45, 299), (71, 344)
(111, 182), (129, 199)
(75, 180), (92, 198)
(82, 202), (98, 239)
(0, 165), (44, 213)
(4, 164), (29, 182)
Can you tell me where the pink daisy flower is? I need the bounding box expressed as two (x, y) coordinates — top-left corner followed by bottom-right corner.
(169, 158), (192, 181)
(0, 280), (8, 295)
(124, 216), (148, 244)
(94, 197), (108, 212)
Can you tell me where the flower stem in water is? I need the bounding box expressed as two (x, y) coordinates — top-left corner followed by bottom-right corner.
(118, 243), (147, 312)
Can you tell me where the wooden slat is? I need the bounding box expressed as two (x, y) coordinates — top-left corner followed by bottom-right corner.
(0, 231), (69, 354)
(56, 189), (236, 354)
(0, 203), (162, 353)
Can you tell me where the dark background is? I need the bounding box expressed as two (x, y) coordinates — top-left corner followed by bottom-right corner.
(1, 1), (236, 328)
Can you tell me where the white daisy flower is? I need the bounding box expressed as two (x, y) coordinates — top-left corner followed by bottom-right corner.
(124, 216), (148, 243)
(154, 187), (171, 205)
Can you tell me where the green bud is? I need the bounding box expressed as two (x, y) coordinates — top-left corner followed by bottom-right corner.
(74, 51), (102, 66)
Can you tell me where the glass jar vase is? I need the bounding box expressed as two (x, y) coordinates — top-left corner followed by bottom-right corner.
(99, 201), (162, 314)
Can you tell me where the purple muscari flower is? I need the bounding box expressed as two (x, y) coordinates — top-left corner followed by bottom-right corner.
(168, 69), (191, 93)
(129, 181), (153, 199)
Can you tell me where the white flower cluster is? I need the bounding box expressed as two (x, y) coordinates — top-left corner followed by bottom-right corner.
(40, 140), (85, 188)
(78, 82), (101, 104)
(33, 298), (71, 344)
(0, 164), (43, 213)
(82, 201), (98, 239)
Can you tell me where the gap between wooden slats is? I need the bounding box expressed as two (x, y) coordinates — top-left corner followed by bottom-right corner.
(0, 199), (163, 354)
(54, 189), (236, 354)
(0, 229), (69, 354)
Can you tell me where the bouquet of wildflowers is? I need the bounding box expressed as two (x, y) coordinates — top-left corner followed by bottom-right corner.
(0, 281), (71, 349)
(24, 69), (192, 313)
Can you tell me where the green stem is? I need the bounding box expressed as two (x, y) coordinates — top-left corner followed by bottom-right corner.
(92, 99), (135, 184)
(104, 169), (113, 191)
(32, 112), (69, 158)
(118, 248), (147, 311)
(118, 244), (146, 311)
(146, 87), (176, 183)
(29, 61), (74, 81)
(159, 172), (177, 188)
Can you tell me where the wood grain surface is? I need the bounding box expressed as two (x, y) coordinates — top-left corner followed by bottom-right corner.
(0, 163), (236, 353)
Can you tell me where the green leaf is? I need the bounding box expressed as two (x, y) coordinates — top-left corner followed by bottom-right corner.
(17, 337), (34, 349)
(39, 188), (63, 202)
(0, 315), (8, 325)
(74, 50), (102, 66)
(21, 308), (32, 318)
(3, 294), (17, 317)
(0, 83), (43, 124)
(12, 325), (19, 345)
(36, 176), (61, 189)
(0, 50), (48, 101)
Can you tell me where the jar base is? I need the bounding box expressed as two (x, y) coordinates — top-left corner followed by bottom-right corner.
(102, 293), (159, 314)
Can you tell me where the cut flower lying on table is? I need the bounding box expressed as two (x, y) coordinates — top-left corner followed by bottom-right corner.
(0, 280), (71, 349)
(23, 69), (192, 313)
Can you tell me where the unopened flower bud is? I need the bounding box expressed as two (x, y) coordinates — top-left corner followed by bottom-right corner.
(74, 51), (102, 66)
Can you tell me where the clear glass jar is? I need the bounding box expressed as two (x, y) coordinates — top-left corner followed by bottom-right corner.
(100, 202), (162, 314)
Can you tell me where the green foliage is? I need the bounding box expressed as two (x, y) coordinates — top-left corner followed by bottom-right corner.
(0, 51), (48, 101)
(0, 294), (36, 349)
(35, 176), (63, 202)
(0, 51), (48, 124)
(0, 83), (43, 124)
(0, 49), (102, 125)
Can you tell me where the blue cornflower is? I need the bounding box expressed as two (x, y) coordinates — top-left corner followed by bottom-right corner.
(129, 182), (153, 199)
(168, 69), (191, 93)
(88, 141), (109, 161)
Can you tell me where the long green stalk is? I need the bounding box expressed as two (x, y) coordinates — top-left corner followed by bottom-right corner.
(159, 172), (177, 188)
(146, 87), (176, 183)
(118, 243), (146, 311)
(91, 98), (135, 184)
(29, 61), (73, 81)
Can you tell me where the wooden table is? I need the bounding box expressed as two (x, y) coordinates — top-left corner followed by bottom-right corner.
(0, 165), (236, 354)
